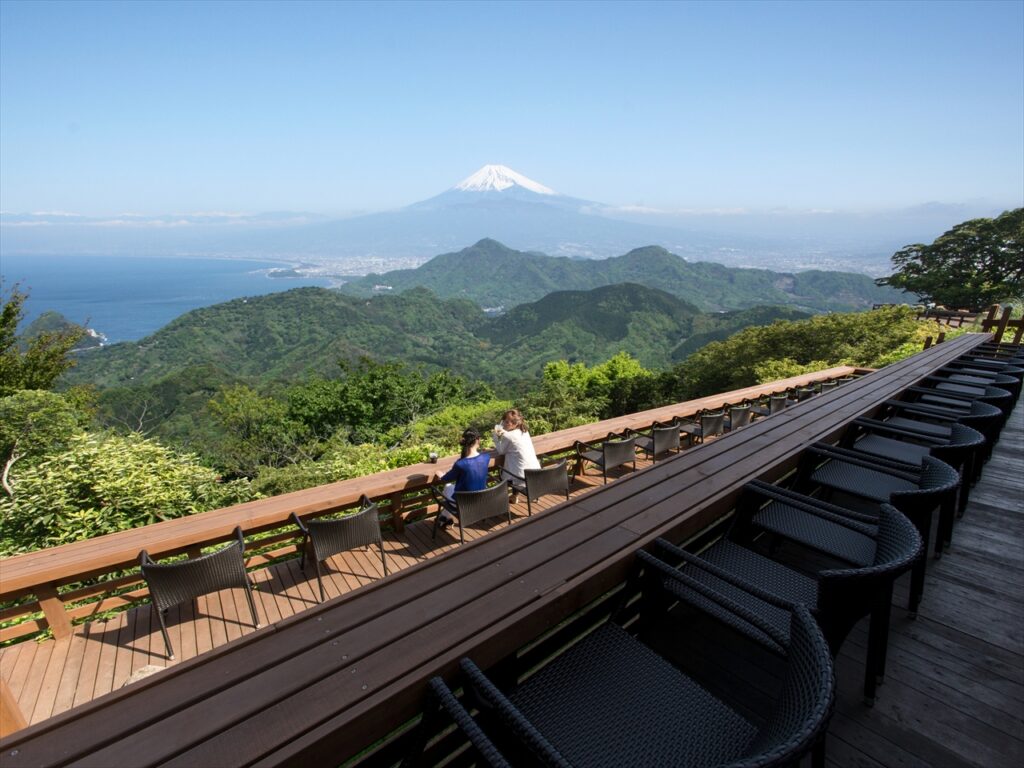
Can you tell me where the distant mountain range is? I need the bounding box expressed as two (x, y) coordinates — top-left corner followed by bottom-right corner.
(339, 238), (903, 313)
(2, 164), (1002, 274)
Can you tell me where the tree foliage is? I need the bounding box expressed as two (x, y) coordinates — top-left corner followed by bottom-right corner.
(672, 306), (931, 399)
(0, 390), (88, 496)
(0, 431), (254, 555)
(1, 285), (85, 396)
(877, 208), (1023, 310)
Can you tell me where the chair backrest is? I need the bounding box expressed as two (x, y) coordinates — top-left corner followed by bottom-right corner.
(650, 423), (681, 455)
(140, 527), (249, 613)
(889, 456), (960, 516)
(769, 393), (789, 414)
(306, 502), (382, 564)
(738, 607), (835, 766)
(700, 411), (725, 438)
(837, 376), (856, 386)
(794, 387), (815, 402)
(456, 481), (511, 529)
(524, 459), (569, 502)
(728, 404), (752, 429)
(602, 437), (637, 470)
(819, 380), (839, 393)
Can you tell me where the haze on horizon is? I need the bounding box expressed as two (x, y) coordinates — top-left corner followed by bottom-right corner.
(1, 0), (1021, 224)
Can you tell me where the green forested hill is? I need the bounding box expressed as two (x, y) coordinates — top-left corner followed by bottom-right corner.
(339, 238), (903, 312)
(66, 283), (810, 392)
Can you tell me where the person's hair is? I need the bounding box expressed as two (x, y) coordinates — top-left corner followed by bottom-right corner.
(459, 427), (481, 459)
(502, 408), (529, 434)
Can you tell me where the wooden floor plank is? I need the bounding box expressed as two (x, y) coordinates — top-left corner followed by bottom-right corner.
(13, 640), (50, 725)
(28, 636), (70, 724)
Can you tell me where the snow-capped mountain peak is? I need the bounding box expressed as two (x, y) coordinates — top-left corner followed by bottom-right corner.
(452, 164), (555, 195)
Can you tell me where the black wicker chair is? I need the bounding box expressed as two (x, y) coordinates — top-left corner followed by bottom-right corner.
(905, 382), (1012, 420)
(438, 570), (833, 768)
(840, 418), (986, 518)
(574, 434), (637, 483)
(818, 380), (839, 394)
(723, 403), (753, 432)
(752, 392), (789, 418)
(291, 496), (386, 602)
(679, 409), (726, 444)
(794, 446), (960, 615)
(500, 459), (570, 516)
(628, 421), (683, 462)
(791, 386), (816, 403)
(139, 526), (260, 660)
(935, 368), (1021, 403)
(709, 483), (923, 702)
(431, 481), (512, 543)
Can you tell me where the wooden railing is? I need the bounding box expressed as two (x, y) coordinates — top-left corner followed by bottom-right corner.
(0, 367), (860, 644)
(916, 304), (1022, 342)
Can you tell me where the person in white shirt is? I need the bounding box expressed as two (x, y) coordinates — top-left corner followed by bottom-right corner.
(493, 408), (540, 501)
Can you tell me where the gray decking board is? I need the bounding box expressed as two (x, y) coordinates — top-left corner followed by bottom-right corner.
(829, 400), (1024, 768)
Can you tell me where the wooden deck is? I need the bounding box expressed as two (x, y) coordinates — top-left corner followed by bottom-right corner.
(828, 397), (1024, 768)
(0, 460), (624, 727)
(2, 336), (1021, 766)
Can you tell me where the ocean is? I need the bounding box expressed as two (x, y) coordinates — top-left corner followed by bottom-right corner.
(1, 254), (333, 343)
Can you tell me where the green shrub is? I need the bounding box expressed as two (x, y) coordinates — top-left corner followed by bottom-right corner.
(0, 431), (255, 556)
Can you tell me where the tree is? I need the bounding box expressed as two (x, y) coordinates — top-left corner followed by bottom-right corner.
(0, 390), (87, 496)
(208, 385), (314, 477)
(876, 208), (1023, 310)
(0, 284), (85, 396)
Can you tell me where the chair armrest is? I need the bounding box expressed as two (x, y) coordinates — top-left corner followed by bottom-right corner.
(638, 547), (788, 653)
(742, 485), (878, 537)
(882, 399), (959, 421)
(423, 677), (512, 768)
(652, 539), (800, 609)
(233, 526), (246, 554)
(851, 417), (946, 446)
(745, 480), (877, 525)
(574, 439), (600, 454)
(498, 466), (525, 483)
(290, 512), (309, 537)
(805, 444), (921, 481)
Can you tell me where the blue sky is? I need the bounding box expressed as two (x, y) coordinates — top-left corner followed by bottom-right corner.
(1, 0), (1021, 216)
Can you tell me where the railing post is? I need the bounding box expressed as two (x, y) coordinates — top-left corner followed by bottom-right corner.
(936, 332), (946, 344)
(923, 336), (933, 349)
(1, 678), (27, 737)
(994, 306), (1013, 343)
(186, 546), (204, 559)
(36, 583), (73, 640)
(981, 304), (999, 331)
(389, 491), (405, 533)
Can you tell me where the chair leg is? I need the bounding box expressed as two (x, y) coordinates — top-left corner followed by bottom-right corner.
(242, 580), (261, 630)
(156, 607), (174, 660)
(314, 560), (325, 603)
(908, 550), (925, 617)
(811, 734), (827, 768)
(937, 497), (956, 556)
(379, 541), (388, 576)
(431, 513), (441, 540)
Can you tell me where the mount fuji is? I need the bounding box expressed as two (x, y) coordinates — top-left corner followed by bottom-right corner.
(248, 164), (729, 261)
